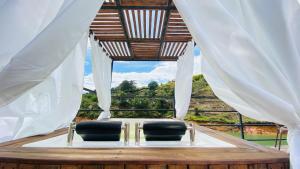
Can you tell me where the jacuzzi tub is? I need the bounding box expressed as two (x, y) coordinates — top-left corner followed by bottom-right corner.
(23, 118), (235, 148)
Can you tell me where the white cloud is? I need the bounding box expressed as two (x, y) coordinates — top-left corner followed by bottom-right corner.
(112, 61), (177, 87)
(193, 55), (202, 75)
(83, 74), (96, 90)
(84, 55), (202, 89)
(115, 61), (131, 64)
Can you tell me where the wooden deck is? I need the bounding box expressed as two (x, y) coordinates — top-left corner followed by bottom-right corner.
(0, 126), (289, 169)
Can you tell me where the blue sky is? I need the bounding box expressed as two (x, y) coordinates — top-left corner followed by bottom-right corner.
(85, 47), (200, 75)
(84, 45), (201, 89)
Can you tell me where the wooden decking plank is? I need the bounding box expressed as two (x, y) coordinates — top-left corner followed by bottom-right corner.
(125, 165), (145, 169)
(147, 165), (166, 169)
(39, 165), (60, 169)
(228, 164), (247, 169)
(103, 165), (124, 169)
(61, 165), (81, 169)
(168, 165), (187, 169)
(19, 164), (37, 169)
(189, 165), (208, 169)
(0, 163), (18, 169)
(209, 165), (228, 169)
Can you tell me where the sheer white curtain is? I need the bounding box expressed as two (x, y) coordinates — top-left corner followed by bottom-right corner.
(90, 36), (112, 120)
(0, 0), (63, 70)
(174, 0), (300, 167)
(0, 33), (88, 142)
(175, 41), (194, 120)
(0, 0), (103, 107)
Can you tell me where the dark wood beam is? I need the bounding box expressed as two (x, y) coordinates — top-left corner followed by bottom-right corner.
(101, 5), (176, 10)
(156, 0), (172, 60)
(110, 57), (178, 61)
(115, 0), (134, 60)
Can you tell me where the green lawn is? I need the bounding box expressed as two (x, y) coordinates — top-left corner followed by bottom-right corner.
(226, 131), (287, 147)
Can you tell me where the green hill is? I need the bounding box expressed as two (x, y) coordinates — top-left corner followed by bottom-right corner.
(78, 74), (258, 124)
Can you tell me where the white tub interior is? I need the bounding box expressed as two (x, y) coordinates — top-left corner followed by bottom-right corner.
(23, 119), (235, 148)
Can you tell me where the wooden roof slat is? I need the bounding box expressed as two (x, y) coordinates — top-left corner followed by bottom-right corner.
(114, 42), (123, 57)
(120, 0), (169, 6)
(96, 13), (119, 17)
(95, 36), (126, 41)
(91, 0), (192, 61)
(131, 10), (138, 38)
(168, 22), (187, 26)
(91, 22), (122, 26)
(93, 18), (120, 22)
(162, 42), (169, 56)
(116, 0), (134, 59)
(137, 10), (142, 38)
(143, 9), (146, 38)
(91, 30), (124, 33)
(167, 42), (174, 56)
(160, 42), (166, 56)
(97, 9), (119, 13)
(177, 42), (188, 56)
(157, 10), (164, 38)
(149, 9), (153, 38)
(107, 41), (118, 56)
(156, 0), (172, 59)
(153, 10), (158, 38)
(124, 9), (132, 38)
(90, 25), (123, 29)
(170, 42), (178, 56)
(119, 42), (127, 56)
(93, 31), (124, 34)
(174, 42), (183, 56)
(101, 42), (112, 56)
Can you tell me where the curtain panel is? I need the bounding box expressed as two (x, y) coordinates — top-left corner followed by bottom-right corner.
(90, 36), (112, 120)
(0, 0), (103, 141)
(0, 0), (103, 107)
(175, 41), (194, 120)
(174, 0), (300, 167)
(0, 33), (88, 142)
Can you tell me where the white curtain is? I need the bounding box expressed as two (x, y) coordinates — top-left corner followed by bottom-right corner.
(0, 33), (88, 142)
(175, 41), (194, 120)
(0, 0), (103, 107)
(174, 0), (300, 167)
(90, 36), (112, 120)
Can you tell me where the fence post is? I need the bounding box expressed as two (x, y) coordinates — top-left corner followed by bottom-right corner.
(237, 113), (245, 139)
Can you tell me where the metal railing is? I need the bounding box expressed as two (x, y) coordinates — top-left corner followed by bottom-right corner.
(78, 95), (286, 144)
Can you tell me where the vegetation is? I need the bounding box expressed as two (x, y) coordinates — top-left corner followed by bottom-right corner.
(78, 75), (286, 147)
(78, 74), (258, 123)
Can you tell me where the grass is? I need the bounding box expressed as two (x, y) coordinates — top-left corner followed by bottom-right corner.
(226, 131), (287, 147)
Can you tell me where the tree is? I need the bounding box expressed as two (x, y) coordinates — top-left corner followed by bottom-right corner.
(156, 81), (175, 96)
(148, 81), (159, 90)
(118, 80), (137, 93)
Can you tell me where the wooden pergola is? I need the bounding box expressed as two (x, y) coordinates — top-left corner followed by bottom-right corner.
(90, 0), (192, 61)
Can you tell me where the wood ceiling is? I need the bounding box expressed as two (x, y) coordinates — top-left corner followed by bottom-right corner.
(90, 0), (192, 61)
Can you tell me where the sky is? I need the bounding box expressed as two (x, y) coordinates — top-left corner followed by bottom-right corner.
(84, 41), (202, 89)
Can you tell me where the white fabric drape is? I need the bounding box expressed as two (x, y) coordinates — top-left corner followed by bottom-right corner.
(0, 33), (88, 142)
(175, 41), (194, 120)
(174, 0), (300, 167)
(90, 37), (112, 120)
(0, 0), (103, 107)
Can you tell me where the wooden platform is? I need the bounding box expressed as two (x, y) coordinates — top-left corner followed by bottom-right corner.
(0, 126), (289, 169)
